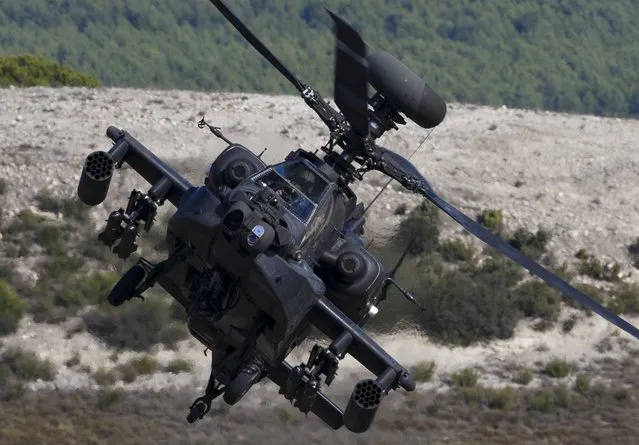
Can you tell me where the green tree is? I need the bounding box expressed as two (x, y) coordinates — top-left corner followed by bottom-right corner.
(0, 53), (99, 87)
(1, 1), (638, 117)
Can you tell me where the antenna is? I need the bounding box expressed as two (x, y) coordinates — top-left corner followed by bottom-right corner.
(198, 117), (234, 145)
(381, 239), (424, 310)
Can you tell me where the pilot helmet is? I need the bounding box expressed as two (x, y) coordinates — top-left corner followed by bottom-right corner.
(291, 167), (315, 193)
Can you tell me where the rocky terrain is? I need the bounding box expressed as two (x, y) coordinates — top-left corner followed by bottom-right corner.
(1, 86), (639, 444)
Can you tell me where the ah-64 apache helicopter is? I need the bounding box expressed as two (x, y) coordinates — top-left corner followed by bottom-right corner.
(76, 0), (639, 434)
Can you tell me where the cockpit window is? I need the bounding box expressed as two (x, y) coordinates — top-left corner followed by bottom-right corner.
(253, 160), (329, 224)
(273, 161), (329, 203)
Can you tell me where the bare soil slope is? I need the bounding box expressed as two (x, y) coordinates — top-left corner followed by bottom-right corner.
(1, 86), (639, 443)
(1, 86), (638, 266)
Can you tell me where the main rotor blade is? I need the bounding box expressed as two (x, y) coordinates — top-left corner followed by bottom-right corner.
(209, 0), (306, 93)
(421, 188), (639, 340)
(372, 144), (639, 339)
(326, 9), (370, 137)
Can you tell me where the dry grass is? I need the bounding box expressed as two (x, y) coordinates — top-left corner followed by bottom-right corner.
(2, 367), (639, 445)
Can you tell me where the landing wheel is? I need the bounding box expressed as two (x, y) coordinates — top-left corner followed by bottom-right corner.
(223, 362), (264, 406)
(107, 264), (146, 306)
(223, 372), (257, 406)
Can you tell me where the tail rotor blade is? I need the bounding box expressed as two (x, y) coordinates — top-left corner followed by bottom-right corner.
(326, 9), (370, 137)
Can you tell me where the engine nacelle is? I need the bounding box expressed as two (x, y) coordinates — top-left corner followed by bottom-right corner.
(317, 239), (385, 324)
(206, 143), (267, 191)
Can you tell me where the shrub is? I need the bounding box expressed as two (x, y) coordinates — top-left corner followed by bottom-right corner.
(55, 271), (118, 310)
(562, 314), (579, 333)
(607, 282), (639, 314)
(575, 248), (589, 260)
(0, 54), (100, 87)
(34, 225), (69, 256)
(410, 360), (436, 382)
(157, 324), (190, 349)
(0, 280), (26, 336)
(65, 352), (81, 368)
(527, 385), (573, 412)
(412, 269), (521, 345)
(485, 386), (517, 410)
(460, 385), (518, 411)
(35, 192), (91, 222)
(508, 227), (551, 260)
(438, 238), (475, 262)
(628, 237), (639, 268)
(612, 386), (630, 401)
(30, 266), (118, 323)
(1, 347), (56, 381)
(543, 358), (574, 378)
(164, 358), (194, 374)
(7, 209), (44, 232)
(83, 298), (189, 351)
(93, 368), (118, 386)
(574, 373), (590, 394)
(0, 362), (25, 401)
(577, 252), (621, 282)
(278, 406), (300, 423)
(5, 210), (69, 256)
(549, 259), (575, 282)
(394, 201), (440, 256)
(130, 355), (158, 375)
(478, 209), (504, 234)
(512, 367), (533, 385)
(468, 253), (525, 288)
(513, 280), (562, 326)
(116, 355), (158, 383)
(96, 388), (125, 410)
(460, 385), (484, 406)
(451, 368), (479, 387)
(393, 203), (408, 215)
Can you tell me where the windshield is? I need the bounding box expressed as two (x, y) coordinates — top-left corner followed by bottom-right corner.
(273, 161), (329, 203)
(254, 160), (329, 223)
(256, 160), (329, 224)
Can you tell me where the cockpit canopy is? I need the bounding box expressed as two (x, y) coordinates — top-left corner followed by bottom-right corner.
(251, 159), (330, 224)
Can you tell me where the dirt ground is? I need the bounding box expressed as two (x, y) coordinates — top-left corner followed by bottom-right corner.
(1, 86), (639, 443)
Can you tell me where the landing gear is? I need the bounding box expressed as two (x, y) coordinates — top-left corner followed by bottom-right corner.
(187, 369), (226, 423)
(106, 243), (192, 307)
(223, 355), (267, 406)
(107, 263), (147, 306)
(186, 353), (268, 423)
(186, 319), (269, 422)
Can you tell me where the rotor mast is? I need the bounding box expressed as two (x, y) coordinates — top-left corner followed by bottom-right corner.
(208, 0), (404, 185)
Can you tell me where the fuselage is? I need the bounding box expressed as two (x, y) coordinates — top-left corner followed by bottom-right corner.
(159, 145), (386, 375)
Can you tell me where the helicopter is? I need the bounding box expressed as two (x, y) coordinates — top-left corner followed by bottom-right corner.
(75, 0), (639, 434)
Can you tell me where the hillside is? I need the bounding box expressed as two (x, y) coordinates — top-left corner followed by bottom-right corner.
(1, 86), (639, 443)
(1, 0), (639, 117)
